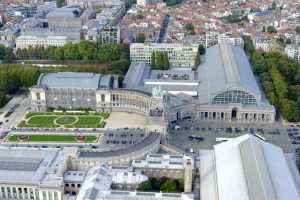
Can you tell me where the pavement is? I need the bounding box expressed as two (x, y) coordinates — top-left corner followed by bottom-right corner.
(168, 119), (298, 154)
(105, 111), (147, 129)
(0, 95), (30, 130)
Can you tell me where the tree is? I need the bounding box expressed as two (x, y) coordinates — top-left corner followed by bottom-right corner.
(151, 52), (156, 68)
(194, 49), (201, 70)
(151, 51), (169, 70)
(3, 47), (14, 62)
(266, 26), (277, 33)
(271, 1), (276, 10)
(56, 0), (65, 8)
(137, 181), (152, 191)
(281, 98), (295, 121)
(226, 15), (242, 23)
(160, 179), (178, 192)
(136, 33), (145, 43)
(155, 52), (165, 69)
(163, 52), (169, 70)
(250, 52), (267, 74)
(295, 26), (300, 34)
(185, 23), (195, 34)
(198, 45), (206, 55)
(0, 91), (8, 108)
(242, 35), (255, 55)
(54, 47), (64, 61)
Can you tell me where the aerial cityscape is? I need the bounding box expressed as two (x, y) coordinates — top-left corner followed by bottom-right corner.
(0, 0), (299, 199)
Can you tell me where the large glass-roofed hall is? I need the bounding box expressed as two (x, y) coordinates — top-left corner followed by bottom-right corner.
(195, 42), (275, 123)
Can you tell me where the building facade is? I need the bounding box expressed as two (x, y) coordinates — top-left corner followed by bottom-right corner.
(16, 35), (71, 49)
(130, 43), (198, 68)
(30, 73), (165, 117)
(0, 147), (77, 200)
(85, 24), (120, 44)
(165, 42), (276, 123)
(285, 44), (300, 62)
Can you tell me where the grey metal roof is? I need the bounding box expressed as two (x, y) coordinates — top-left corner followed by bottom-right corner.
(38, 72), (112, 89)
(123, 62), (151, 90)
(198, 42), (263, 104)
(79, 134), (160, 158)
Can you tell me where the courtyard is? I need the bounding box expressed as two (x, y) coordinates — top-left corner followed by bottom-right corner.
(18, 112), (109, 128)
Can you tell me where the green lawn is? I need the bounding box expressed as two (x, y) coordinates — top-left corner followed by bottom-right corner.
(27, 116), (58, 127)
(19, 112), (108, 128)
(76, 116), (101, 125)
(7, 134), (99, 143)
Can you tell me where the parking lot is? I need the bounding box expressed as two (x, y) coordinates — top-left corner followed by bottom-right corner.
(101, 128), (147, 149)
(168, 119), (298, 154)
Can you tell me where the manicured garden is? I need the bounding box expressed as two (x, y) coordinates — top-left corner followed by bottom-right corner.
(6, 134), (99, 143)
(18, 111), (109, 128)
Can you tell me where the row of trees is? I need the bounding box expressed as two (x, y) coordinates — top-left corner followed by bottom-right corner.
(245, 35), (300, 121)
(194, 45), (205, 70)
(137, 177), (184, 193)
(0, 59), (130, 108)
(0, 45), (14, 62)
(163, 0), (182, 6)
(16, 41), (130, 63)
(151, 51), (170, 70)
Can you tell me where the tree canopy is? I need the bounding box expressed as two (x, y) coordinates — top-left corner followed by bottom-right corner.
(249, 49), (300, 121)
(150, 51), (170, 70)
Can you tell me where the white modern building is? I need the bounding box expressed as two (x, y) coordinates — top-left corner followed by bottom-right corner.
(285, 44), (300, 62)
(130, 43), (198, 68)
(199, 134), (300, 200)
(16, 35), (72, 49)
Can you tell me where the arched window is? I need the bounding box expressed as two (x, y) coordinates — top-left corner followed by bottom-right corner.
(212, 89), (257, 105)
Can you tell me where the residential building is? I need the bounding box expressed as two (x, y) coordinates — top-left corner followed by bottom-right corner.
(254, 36), (273, 52)
(130, 43), (198, 68)
(285, 44), (300, 62)
(85, 22), (120, 43)
(0, 28), (19, 47)
(137, 0), (161, 7)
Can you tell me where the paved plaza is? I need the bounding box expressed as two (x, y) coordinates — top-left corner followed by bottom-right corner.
(105, 112), (147, 129)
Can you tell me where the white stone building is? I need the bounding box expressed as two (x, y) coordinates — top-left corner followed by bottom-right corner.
(15, 35), (72, 49)
(285, 44), (300, 62)
(0, 147), (77, 200)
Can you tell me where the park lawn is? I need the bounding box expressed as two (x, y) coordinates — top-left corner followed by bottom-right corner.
(22, 113), (107, 128)
(74, 116), (102, 126)
(27, 116), (58, 127)
(7, 134), (99, 143)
